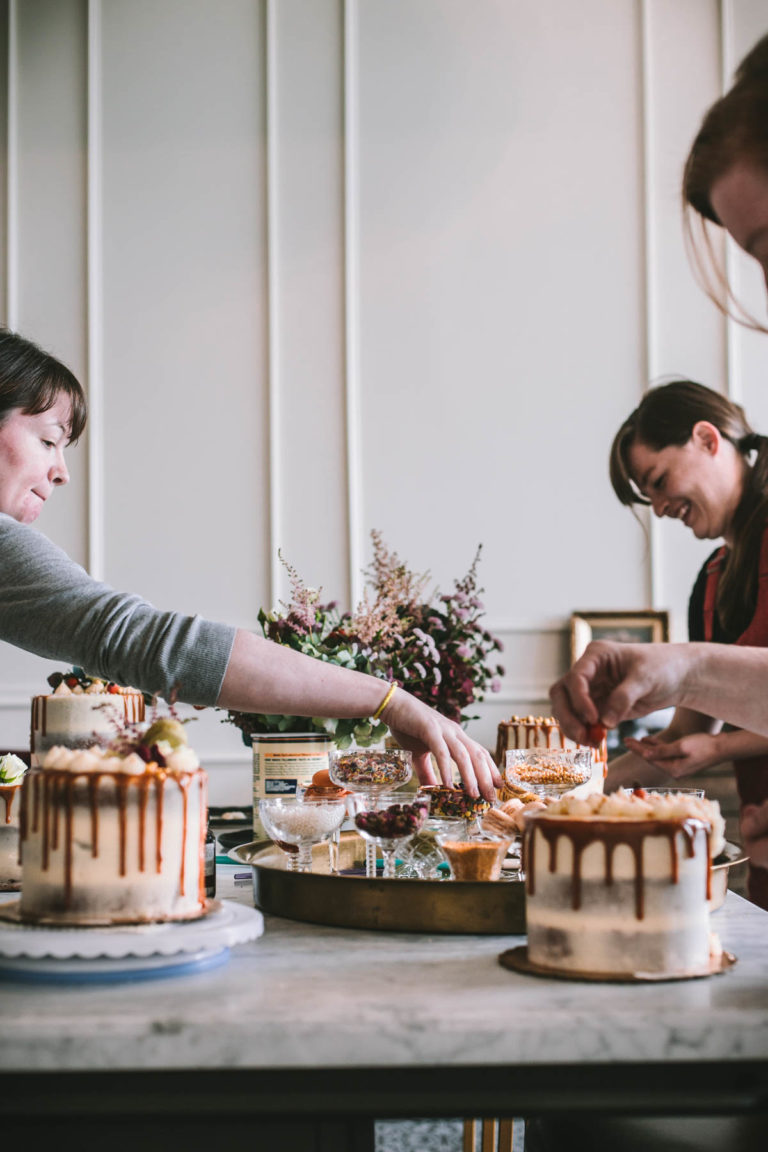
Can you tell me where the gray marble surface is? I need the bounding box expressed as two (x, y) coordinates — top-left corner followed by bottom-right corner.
(1, 887), (767, 1073)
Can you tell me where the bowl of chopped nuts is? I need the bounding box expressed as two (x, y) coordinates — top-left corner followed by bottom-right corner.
(504, 747), (592, 799)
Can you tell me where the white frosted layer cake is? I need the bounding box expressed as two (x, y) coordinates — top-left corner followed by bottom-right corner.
(0, 784), (22, 889)
(495, 714), (607, 794)
(30, 673), (145, 767)
(0, 754), (27, 890)
(523, 789), (725, 976)
(19, 735), (207, 925)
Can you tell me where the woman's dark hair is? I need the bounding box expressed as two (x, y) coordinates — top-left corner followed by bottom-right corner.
(0, 328), (87, 442)
(610, 379), (768, 638)
(682, 34), (768, 331)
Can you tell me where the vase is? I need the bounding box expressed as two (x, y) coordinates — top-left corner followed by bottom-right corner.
(251, 732), (334, 842)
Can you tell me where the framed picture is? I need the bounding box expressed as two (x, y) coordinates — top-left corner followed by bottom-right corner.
(570, 609), (670, 664)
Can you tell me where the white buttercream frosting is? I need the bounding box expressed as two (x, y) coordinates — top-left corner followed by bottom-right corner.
(542, 787), (725, 857)
(41, 743), (200, 775)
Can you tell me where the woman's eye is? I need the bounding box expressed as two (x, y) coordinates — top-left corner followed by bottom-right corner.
(652, 474), (665, 491)
(42, 440), (55, 449)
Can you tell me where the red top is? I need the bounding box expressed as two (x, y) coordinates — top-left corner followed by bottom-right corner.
(700, 529), (768, 908)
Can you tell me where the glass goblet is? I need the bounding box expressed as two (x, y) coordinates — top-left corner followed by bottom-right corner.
(258, 796), (348, 874)
(504, 747), (592, 800)
(328, 747), (413, 793)
(348, 792), (429, 879)
(399, 817), (467, 880)
(436, 829), (513, 882)
(329, 747), (413, 877)
(418, 785), (491, 836)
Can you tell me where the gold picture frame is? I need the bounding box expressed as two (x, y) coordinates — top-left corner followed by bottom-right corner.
(570, 609), (670, 664)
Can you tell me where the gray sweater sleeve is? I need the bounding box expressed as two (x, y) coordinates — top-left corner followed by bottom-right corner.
(0, 514), (236, 706)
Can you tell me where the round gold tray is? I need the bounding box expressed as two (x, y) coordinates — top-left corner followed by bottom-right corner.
(231, 831), (525, 935)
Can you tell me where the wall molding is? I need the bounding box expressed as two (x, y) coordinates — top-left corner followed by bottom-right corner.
(5, 0), (16, 330)
(265, 0), (281, 607)
(343, 0), (363, 607)
(86, 0), (104, 580)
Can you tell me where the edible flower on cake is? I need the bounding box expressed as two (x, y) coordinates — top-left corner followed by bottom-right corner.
(0, 753), (27, 785)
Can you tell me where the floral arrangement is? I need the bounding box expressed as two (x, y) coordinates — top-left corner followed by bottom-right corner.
(225, 532), (504, 750)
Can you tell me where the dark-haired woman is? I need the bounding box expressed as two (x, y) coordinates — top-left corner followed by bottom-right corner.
(605, 378), (768, 909)
(0, 327), (500, 798)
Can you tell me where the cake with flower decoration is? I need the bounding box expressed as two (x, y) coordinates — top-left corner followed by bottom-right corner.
(19, 716), (207, 925)
(522, 788), (725, 976)
(495, 714), (607, 794)
(0, 753), (28, 890)
(30, 668), (146, 767)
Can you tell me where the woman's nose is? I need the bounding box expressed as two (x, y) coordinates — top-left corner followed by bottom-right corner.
(50, 448), (69, 486)
(649, 492), (667, 518)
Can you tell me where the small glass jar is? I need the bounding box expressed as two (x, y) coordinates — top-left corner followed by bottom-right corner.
(204, 820), (216, 898)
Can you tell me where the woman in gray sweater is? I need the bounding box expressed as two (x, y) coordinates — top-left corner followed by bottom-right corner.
(0, 328), (499, 799)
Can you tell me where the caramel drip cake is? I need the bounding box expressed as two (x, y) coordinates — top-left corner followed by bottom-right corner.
(19, 718), (207, 925)
(522, 788), (725, 976)
(31, 669), (145, 768)
(0, 753), (28, 890)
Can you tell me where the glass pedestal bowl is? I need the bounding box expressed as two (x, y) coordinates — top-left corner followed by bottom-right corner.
(436, 829), (513, 882)
(330, 748), (413, 877)
(504, 747), (592, 800)
(258, 796), (348, 873)
(329, 747), (413, 792)
(348, 792), (429, 879)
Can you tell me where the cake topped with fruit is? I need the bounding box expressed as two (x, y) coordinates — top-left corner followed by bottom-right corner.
(19, 710), (208, 925)
(523, 787), (725, 977)
(30, 667), (146, 767)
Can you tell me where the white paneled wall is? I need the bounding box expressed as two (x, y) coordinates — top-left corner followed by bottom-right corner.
(0, 0), (766, 805)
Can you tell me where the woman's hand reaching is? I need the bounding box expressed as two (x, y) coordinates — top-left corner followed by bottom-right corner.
(384, 688), (501, 802)
(549, 640), (695, 742)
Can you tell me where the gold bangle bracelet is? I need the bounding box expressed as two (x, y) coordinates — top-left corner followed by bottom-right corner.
(372, 682), (397, 721)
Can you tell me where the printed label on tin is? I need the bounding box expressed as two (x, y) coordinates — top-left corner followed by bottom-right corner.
(252, 736), (332, 839)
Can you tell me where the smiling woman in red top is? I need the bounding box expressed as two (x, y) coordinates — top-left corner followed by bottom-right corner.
(600, 379), (768, 909)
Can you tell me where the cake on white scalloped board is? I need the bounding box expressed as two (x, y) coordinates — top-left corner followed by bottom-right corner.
(19, 717), (207, 925)
(30, 669), (145, 768)
(522, 788), (725, 977)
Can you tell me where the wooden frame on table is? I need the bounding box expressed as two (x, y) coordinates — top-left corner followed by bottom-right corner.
(570, 609), (670, 664)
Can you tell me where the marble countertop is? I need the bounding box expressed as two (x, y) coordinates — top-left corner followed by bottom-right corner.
(1, 886), (768, 1075)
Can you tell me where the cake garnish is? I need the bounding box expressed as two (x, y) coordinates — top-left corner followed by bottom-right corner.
(0, 753), (27, 785)
(532, 786), (726, 858)
(46, 667), (146, 699)
(584, 722), (607, 747)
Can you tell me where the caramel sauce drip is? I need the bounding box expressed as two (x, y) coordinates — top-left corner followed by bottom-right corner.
(19, 765), (206, 910)
(524, 817), (712, 920)
(0, 783), (20, 824)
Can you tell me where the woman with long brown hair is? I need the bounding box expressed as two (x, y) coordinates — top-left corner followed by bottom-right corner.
(604, 379), (768, 908)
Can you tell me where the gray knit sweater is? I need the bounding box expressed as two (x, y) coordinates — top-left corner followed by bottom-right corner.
(0, 513), (236, 705)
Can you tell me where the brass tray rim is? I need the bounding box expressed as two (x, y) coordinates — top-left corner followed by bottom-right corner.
(232, 834), (526, 936)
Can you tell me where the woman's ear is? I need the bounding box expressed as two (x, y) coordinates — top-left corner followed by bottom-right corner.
(691, 420), (722, 455)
